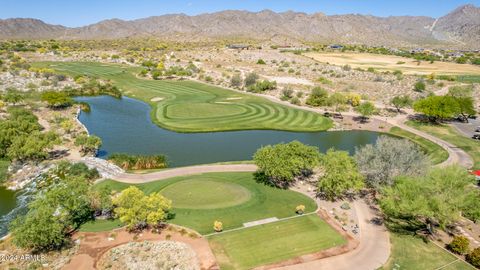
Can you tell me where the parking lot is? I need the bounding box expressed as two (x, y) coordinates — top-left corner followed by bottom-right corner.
(451, 118), (480, 138)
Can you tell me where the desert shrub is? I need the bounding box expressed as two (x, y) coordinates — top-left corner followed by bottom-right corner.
(447, 236), (470, 254)
(414, 79), (426, 92)
(213, 221), (223, 232)
(290, 97), (301, 105)
(281, 88), (294, 100)
(306, 87), (328, 107)
(317, 76), (332, 85)
(109, 153), (168, 170)
(247, 80), (277, 93)
(467, 248), (480, 268)
(296, 205), (305, 214)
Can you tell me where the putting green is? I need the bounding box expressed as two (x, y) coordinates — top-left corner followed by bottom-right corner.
(165, 103), (247, 119)
(35, 62), (332, 132)
(160, 179), (251, 209)
(93, 172), (318, 234)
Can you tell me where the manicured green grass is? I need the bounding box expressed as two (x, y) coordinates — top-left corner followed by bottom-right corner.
(160, 179), (251, 209)
(406, 121), (480, 169)
(80, 219), (124, 232)
(0, 159), (9, 183)
(35, 62), (332, 132)
(383, 233), (473, 270)
(208, 214), (346, 270)
(388, 126), (449, 165)
(456, 75), (480, 83)
(91, 172), (317, 234)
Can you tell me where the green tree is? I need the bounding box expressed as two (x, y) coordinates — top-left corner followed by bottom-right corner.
(90, 186), (113, 217)
(10, 204), (67, 251)
(253, 141), (320, 188)
(7, 131), (59, 162)
(413, 95), (460, 122)
(354, 136), (430, 188)
(390, 95), (413, 112)
(113, 186), (172, 230)
(74, 134), (102, 155)
(448, 85), (474, 98)
(10, 173), (95, 251)
(355, 101), (376, 121)
(41, 91), (73, 109)
(327, 92), (347, 111)
(455, 97), (476, 122)
(317, 149), (364, 200)
(380, 166), (480, 233)
(0, 107), (41, 158)
(306, 87), (329, 107)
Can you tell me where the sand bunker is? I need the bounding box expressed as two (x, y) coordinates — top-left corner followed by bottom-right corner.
(151, 97), (164, 102)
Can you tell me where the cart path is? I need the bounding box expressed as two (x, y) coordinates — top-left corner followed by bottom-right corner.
(384, 114), (473, 168)
(105, 164), (257, 183)
(276, 200), (390, 270)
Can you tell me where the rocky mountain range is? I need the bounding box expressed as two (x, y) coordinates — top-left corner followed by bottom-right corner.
(0, 4), (479, 48)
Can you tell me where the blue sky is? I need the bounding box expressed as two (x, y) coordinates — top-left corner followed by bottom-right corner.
(1, 0), (479, 27)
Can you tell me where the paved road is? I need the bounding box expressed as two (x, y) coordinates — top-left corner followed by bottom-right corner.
(277, 200), (390, 270)
(107, 164), (257, 183)
(241, 90), (473, 169)
(451, 118), (480, 138)
(95, 93), (472, 270)
(384, 114), (473, 168)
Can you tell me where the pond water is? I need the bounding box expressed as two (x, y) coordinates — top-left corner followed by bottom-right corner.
(0, 185), (32, 238)
(76, 96), (383, 167)
(0, 95), (385, 237)
(0, 186), (16, 218)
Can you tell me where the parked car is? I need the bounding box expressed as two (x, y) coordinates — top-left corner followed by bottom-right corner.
(472, 134), (480, 140)
(323, 112), (331, 117)
(333, 113), (344, 119)
(475, 128), (480, 133)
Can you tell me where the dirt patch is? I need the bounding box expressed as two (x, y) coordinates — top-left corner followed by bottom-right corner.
(333, 114), (392, 132)
(305, 52), (480, 75)
(63, 225), (218, 270)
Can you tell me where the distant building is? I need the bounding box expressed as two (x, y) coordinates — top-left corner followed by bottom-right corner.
(409, 48), (425, 54)
(227, 44), (251, 50)
(328, 44), (344, 49)
(447, 52), (465, 58)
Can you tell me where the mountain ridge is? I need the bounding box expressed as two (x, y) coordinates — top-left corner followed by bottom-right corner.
(0, 5), (479, 48)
